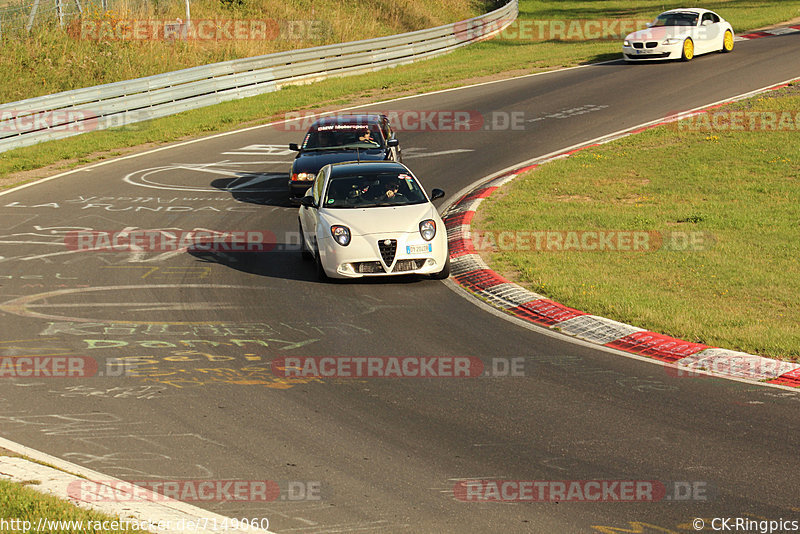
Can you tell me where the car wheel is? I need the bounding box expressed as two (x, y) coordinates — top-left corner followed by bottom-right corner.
(721, 30), (734, 53)
(314, 246), (328, 281)
(430, 252), (450, 280)
(681, 38), (694, 61)
(299, 219), (312, 261)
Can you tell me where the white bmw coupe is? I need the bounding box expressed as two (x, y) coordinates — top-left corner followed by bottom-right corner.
(299, 161), (450, 280)
(623, 8), (734, 62)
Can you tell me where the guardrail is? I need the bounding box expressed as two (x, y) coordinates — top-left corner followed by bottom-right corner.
(0, 0), (517, 153)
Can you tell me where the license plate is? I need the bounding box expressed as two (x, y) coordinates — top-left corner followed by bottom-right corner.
(406, 244), (431, 254)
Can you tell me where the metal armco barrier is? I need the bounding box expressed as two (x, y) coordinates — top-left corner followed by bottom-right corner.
(0, 0), (517, 153)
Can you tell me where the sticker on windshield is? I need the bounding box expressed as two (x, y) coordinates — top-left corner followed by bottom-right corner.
(399, 174), (416, 190)
(327, 198), (335, 204)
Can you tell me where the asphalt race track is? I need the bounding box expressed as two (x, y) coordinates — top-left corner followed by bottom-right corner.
(1, 33), (799, 533)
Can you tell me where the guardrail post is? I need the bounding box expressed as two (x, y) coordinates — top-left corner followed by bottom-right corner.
(25, 0), (41, 32)
(55, 0), (63, 27)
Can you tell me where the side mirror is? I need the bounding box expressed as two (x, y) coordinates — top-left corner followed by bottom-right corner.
(702, 19), (712, 26)
(387, 138), (399, 148)
(299, 195), (316, 208)
(289, 143), (300, 151)
(430, 188), (445, 201)
(645, 22), (652, 28)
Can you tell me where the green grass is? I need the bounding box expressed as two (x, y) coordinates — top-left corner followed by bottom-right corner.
(2, 0), (799, 183)
(475, 85), (800, 361)
(0, 0), (483, 103)
(0, 474), (144, 533)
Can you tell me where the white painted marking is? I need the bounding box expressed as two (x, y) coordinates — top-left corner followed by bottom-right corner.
(222, 144), (296, 156)
(404, 148), (474, 158)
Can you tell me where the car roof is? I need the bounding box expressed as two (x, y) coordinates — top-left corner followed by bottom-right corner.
(311, 114), (385, 128)
(327, 161), (410, 177)
(660, 8), (710, 15)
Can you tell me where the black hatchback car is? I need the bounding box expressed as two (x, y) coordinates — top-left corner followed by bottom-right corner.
(288, 114), (401, 198)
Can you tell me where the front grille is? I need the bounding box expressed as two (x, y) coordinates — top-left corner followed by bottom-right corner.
(632, 42), (644, 49)
(392, 259), (425, 273)
(645, 41), (658, 48)
(354, 261), (385, 273)
(378, 239), (397, 266)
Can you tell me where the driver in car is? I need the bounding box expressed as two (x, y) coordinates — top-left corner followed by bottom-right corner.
(378, 180), (403, 201)
(347, 177), (373, 202)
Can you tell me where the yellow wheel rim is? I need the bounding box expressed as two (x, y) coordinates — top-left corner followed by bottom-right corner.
(724, 31), (734, 51)
(683, 39), (694, 59)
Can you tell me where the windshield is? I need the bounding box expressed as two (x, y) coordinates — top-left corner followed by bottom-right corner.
(323, 172), (428, 208)
(651, 12), (698, 27)
(303, 123), (384, 150)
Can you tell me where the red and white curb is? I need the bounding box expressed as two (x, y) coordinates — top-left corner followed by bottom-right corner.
(443, 79), (800, 389)
(736, 24), (800, 41)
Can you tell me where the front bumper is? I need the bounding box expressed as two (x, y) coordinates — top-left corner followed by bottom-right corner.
(622, 42), (681, 61)
(319, 233), (448, 279)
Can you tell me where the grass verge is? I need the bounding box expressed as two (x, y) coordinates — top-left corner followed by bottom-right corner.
(0, 459), (144, 534)
(474, 84), (800, 361)
(0, 0), (482, 102)
(2, 0), (799, 185)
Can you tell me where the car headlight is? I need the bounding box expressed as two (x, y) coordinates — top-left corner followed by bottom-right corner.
(419, 219), (436, 241)
(330, 225), (351, 246)
(662, 38), (681, 45)
(623, 40), (631, 47)
(291, 172), (314, 181)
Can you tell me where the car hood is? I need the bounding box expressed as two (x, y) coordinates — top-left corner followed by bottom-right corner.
(293, 149), (386, 173)
(320, 203), (439, 236)
(625, 26), (689, 41)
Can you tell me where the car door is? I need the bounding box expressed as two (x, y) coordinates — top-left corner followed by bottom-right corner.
(300, 167), (328, 253)
(698, 12), (720, 54)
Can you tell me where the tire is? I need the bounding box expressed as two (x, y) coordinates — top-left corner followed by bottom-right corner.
(315, 246), (328, 281)
(299, 219), (312, 261)
(721, 30), (734, 53)
(431, 252), (450, 280)
(681, 38), (694, 61)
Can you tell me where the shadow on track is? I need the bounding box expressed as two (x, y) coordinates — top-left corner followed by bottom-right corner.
(187, 242), (426, 285)
(211, 173), (295, 208)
